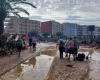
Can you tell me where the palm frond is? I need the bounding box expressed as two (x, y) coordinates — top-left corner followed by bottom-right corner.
(8, 0), (36, 8)
(12, 12), (21, 18)
(17, 2), (36, 8)
(8, 0), (25, 2)
(13, 7), (29, 15)
(6, 2), (13, 10)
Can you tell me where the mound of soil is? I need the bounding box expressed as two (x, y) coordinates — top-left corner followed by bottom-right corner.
(48, 57), (89, 80)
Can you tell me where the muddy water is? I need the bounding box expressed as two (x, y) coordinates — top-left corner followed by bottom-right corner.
(69, 47), (100, 80)
(87, 49), (100, 80)
(0, 54), (54, 80)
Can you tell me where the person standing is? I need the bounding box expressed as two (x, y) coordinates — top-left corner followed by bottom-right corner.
(58, 39), (65, 59)
(67, 38), (75, 60)
(73, 37), (79, 60)
(65, 39), (69, 57)
(16, 38), (23, 56)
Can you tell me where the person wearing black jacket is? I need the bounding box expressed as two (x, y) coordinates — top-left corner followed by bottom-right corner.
(57, 39), (65, 59)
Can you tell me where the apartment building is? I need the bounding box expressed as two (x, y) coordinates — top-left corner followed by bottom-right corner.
(62, 23), (81, 38)
(5, 16), (20, 34)
(41, 21), (62, 35)
(4, 16), (40, 35)
(41, 21), (52, 34)
(79, 25), (89, 40)
(95, 27), (100, 41)
(52, 21), (62, 35)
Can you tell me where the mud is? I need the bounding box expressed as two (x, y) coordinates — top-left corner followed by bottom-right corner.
(1, 45), (99, 80)
(47, 47), (90, 80)
(85, 49), (100, 80)
(47, 57), (89, 80)
(0, 44), (57, 80)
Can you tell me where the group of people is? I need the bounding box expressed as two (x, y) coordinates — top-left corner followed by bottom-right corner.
(57, 37), (79, 60)
(28, 37), (37, 51)
(13, 36), (38, 56)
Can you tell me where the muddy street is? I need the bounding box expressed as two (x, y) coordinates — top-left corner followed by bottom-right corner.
(77, 47), (100, 80)
(0, 55), (54, 80)
(48, 47), (100, 80)
(86, 49), (100, 80)
(0, 44), (57, 80)
(0, 45), (100, 80)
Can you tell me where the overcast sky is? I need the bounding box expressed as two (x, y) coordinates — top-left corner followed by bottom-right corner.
(20, 0), (100, 26)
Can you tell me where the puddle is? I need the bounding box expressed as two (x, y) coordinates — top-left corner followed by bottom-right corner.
(64, 48), (100, 80)
(92, 51), (100, 61)
(0, 55), (54, 80)
(88, 50), (100, 80)
(89, 61), (100, 80)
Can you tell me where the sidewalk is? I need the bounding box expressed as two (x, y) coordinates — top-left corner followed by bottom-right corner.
(0, 43), (52, 76)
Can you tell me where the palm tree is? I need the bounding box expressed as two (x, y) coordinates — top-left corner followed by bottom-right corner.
(0, 0), (36, 35)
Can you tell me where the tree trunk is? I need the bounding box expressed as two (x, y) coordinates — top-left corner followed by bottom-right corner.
(0, 19), (4, 35)
(0, 9), (7, 35)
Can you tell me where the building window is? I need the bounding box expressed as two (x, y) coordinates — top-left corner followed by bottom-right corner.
(9, 26), (13, 28)
(98, 29), (100, 32)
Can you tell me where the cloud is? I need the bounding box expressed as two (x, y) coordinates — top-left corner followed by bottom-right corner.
(21, 0), (100, 26)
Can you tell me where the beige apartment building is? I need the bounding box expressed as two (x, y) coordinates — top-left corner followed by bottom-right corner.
(4, 16), (40, 35)
(52, 21), (62, 36)
(95, 27), (100, 40)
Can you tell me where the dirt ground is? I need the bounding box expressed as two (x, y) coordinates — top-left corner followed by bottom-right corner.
(0, 44), (92, 80)
(0, 43), (54, 76)
(47, 57), (89, 80)
(41, 46), (57, 56)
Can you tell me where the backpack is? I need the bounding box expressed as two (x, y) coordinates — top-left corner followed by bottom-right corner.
(29, 38), (32, 43)
(59, 41), (64, 47)
(76, 53), (85, 61)
(16, 39), (22, 47)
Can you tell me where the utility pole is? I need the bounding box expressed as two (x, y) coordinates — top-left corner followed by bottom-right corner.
(88, 25), (95, 43)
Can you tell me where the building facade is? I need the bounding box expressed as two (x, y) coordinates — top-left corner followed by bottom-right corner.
(79, 25), (89, 41)
(4, 16), (40, 35)
(94, 27), (100, 41)
(5, 16), (20, 34)
(41, 21), (62, 35)
(41, 21), (52, 34)
(51, 21), (62, 35)
(62, 23), (81, 38)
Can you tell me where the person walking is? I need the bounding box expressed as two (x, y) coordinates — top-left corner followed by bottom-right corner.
(16, 38), (23, 56)
(57, 39), (65, 59)
(29, 37), (32, 49)
(32, 37), (37, 51)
